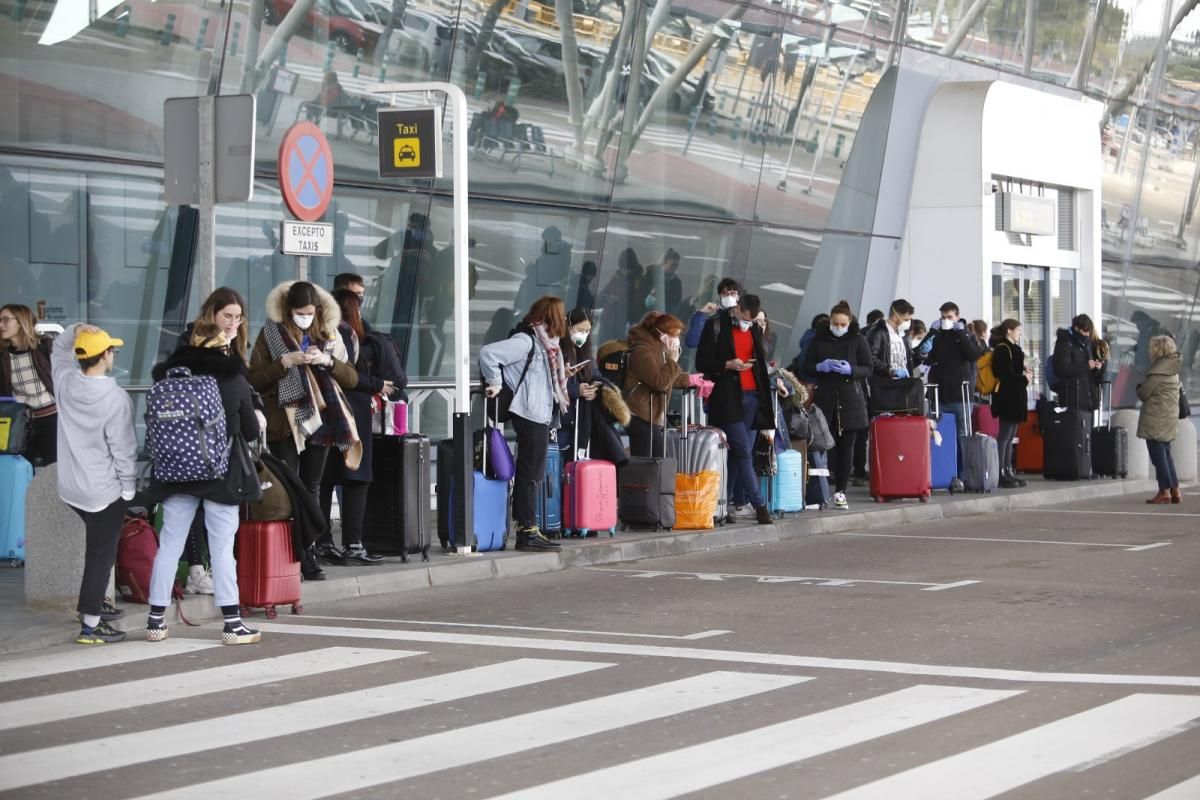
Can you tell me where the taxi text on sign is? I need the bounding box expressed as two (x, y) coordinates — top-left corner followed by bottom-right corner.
(280, 221), (333, 256)
(377, 107), (442, 179)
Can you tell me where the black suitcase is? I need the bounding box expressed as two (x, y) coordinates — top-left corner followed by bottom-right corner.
(618, 457), (677, 531)
(1091, 383), (1127, 479)
(436, 438), (454, 552)
(363, 434), (432, 562)
(1041, 407), (1091, 481)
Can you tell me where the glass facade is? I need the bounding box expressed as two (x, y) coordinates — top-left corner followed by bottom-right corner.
(1, 0), (1197, 419)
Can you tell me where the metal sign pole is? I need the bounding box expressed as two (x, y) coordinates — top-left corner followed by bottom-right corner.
(196, 95), (217, 300)
(372, 81), (473, 555)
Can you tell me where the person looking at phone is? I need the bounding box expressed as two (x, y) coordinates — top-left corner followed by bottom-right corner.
(622, 312), (693, 458)
(560, 308), (629, 465)
(696, 294), (774, 525)
(479, 296), (572, 552)
(917, 301), (983, 437)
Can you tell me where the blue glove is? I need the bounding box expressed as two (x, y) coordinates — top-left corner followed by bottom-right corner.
(816, 360), (833, 374)
(833, 360), (853, 376)
(917, 336), (934, 356)
(893, 366), (910, 379)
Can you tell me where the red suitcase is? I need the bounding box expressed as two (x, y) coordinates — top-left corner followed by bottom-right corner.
(1015, 411), (1043, 473)
(237, 520), (302, 619)
(869, 414), (932, 503)
(973, 404), (1001, 438)
(561, 404), (618, 537)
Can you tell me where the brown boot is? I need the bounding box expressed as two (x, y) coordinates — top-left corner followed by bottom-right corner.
(1170, 487), (1182, 504)
(1146, 490), (1171, 505)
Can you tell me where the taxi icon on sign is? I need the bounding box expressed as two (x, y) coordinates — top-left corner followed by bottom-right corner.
(398, 145), (417, 162)
(393, 137), (421, 168)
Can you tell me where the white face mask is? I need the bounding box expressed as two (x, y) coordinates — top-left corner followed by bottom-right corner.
(941, 318), (956, 331)
(737, 318), (753, 332)
(292, 313), (315, 331)
(720, 294), (739, 309)
(570, 330), (589, 347)
(898, 320), (911, 333)
(830, 325), (849, 338)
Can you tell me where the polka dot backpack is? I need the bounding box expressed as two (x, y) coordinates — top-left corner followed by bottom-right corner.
(145, 367), (230, 483)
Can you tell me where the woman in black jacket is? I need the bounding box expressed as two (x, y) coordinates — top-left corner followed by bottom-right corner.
(988, 319), (1032, 488)
(144, 327), (263, 646)
(1051, 313), (1105, 412)
(319, 289), (406, 565)
(558, 308), (628, 465)
(801, 300), (873, 510)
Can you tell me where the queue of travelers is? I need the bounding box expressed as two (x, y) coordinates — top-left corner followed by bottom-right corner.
(0, 262), (1192, 646)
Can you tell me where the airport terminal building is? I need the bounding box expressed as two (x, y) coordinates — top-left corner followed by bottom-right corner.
(2, 0), (1197, 434)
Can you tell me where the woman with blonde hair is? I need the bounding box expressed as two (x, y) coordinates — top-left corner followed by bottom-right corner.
(0, 304), (56, 465)
(1137, 335), (1183, 504)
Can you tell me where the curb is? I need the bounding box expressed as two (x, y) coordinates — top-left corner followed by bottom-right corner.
(0, 477), (1167, 655)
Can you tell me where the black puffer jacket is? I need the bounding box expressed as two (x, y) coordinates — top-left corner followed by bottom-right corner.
(988, 338), (1029, 423)
(801, 320), (873, 433)
(149, 346), (260, 505)
(1051, 328), (1102, 412)
(924, 323), (983, 400)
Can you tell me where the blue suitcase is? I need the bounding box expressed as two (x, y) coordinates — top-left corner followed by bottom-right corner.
(761, 448), (805, 515)
(537, 443), (563, 535)
(0, 455), (33, 566)
(931, 411), (959, 491)
(438, 438), (512, 553)
(806, 448), (832, 509)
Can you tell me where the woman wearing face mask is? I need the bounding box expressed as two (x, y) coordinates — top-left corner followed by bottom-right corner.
(559, 308), (629, 465)
(0, 304), (57, 466)
(479, 296), (572, 551)
(248, 281), (361, 575)
(623, 312), (693, 459)
(801, 300), (873, 510)
(988, 319), (1032, 488)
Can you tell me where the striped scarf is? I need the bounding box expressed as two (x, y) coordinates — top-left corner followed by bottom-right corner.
(534, 323), (570, 415)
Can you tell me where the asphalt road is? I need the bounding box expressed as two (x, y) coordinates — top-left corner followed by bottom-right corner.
(1, 493), (1198, 799)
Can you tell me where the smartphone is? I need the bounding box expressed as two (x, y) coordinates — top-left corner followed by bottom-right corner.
(571, 359), (592, 369)
(744, 359), (756, 365)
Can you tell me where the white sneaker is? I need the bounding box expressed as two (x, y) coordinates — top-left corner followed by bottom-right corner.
(185, 565), (215, 595)
(833, 492), (849, 510)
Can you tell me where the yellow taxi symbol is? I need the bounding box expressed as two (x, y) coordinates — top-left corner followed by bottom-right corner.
(394, 138), (421, 168)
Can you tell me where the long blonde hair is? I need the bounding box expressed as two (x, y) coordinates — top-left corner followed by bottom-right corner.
(1148, 335), (1177, 362)
(0, 304), (40, 351)
(193, 288), (249, 360)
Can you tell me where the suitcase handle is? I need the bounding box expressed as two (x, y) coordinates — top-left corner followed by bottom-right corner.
(926, 383), (940, 420)
(961, 381), (974, 437)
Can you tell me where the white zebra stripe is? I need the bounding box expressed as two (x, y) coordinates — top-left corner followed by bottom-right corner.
(0, 639), (218, 685)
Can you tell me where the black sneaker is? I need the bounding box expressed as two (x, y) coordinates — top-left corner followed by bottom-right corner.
(100, 600), (125, 622)
(344, 544), (385, 565)
(316, 543), (345, 564)
(77, 621), (127, 645)
(222, 621), (262, 646)
(301, 549), (327, 581)
(515, 527), (562, 551)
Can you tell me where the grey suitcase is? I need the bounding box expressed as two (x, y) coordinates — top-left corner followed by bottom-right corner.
(676, 389), (729, 527)
(958, 382), (1000, 493)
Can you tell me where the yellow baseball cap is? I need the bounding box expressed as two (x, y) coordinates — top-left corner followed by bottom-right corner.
(73, 328), (124, 360)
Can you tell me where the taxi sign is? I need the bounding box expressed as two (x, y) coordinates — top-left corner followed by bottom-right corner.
(280, 221), (334, 256)
(378, 107), (441, 179)
(278, 122), (334, 222)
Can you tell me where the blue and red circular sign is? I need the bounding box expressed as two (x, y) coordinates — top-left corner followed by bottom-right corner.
(278, 122), (334, 222)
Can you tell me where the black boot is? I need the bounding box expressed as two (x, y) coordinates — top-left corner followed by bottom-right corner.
(301, 546), (326, 581)
(515, 527), (562, 551)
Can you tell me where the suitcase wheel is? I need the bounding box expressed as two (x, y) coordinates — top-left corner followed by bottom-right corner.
(240, 605), (253, 618)
(291, 603), (303, 615)
(265, 606), (278, 620)
(620, 524), (628, 532)
(873, 496), (883, 503)
(7, 559), (22, 568)
(920, 493), (929, 503)
(421, 546), (430, 562)
(400, 552), (410, 564)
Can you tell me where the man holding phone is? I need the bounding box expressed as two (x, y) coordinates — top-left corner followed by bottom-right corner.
(696, 294), (774, 525)
(919, 301), (982, 437)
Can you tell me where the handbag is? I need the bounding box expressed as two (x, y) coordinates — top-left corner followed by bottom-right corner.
(222, 434), (264, 505)
(785, 405), (811, 440)
(807, 406), (835, 453)
(482, 395), (516, 481)
(1180, 384), (1191, 420)
(868, 377), (928, 415)
(247, 458), (292, 522)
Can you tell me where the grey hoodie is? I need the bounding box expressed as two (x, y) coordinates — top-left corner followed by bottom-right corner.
(51, 325), (138, 512)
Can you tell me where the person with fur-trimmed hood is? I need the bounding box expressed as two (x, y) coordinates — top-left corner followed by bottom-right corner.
(248, 281), (360, 576)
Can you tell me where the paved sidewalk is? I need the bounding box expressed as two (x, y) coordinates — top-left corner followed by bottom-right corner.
(0, 475), (1171, 655)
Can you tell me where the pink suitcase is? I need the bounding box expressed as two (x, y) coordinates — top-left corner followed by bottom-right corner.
(973, 404), (1000, 438)
(563, 458), (617, 537)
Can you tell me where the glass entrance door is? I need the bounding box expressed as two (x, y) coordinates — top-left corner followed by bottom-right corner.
(991, 264), (1075, 400)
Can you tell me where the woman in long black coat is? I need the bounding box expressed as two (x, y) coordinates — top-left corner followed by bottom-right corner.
(801, 300), (872, 510)
(319, 289), (407, 565)
(988, 319), (1031, 488)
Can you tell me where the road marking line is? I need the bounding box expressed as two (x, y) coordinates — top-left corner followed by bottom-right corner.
(1143, 774), (1200, 799)
(588, 568), (979, 592)
(255, 623), (1200, 687)
(487, 684), (1020, 800)
(0, 658), (610, 792)
(820, 694), (1200, 799)
(134, 671), (811, 800)
(0, 639), (218, 685)
(1021, 509), (1200, 518)
(297, 615), (731, 640)
(0, 647), (418, 731)
(833, 532), (1172, 552)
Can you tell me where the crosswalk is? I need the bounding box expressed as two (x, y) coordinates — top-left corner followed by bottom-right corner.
(0, 635), (1198, 799)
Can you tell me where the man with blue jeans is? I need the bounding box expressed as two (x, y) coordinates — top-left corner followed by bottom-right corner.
(696, 294), (774, 526)
(917, 301), (982, 437)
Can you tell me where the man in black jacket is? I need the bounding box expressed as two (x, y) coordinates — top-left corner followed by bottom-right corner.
(696, 294), (774, 525)
(919, 301), (982, 436)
